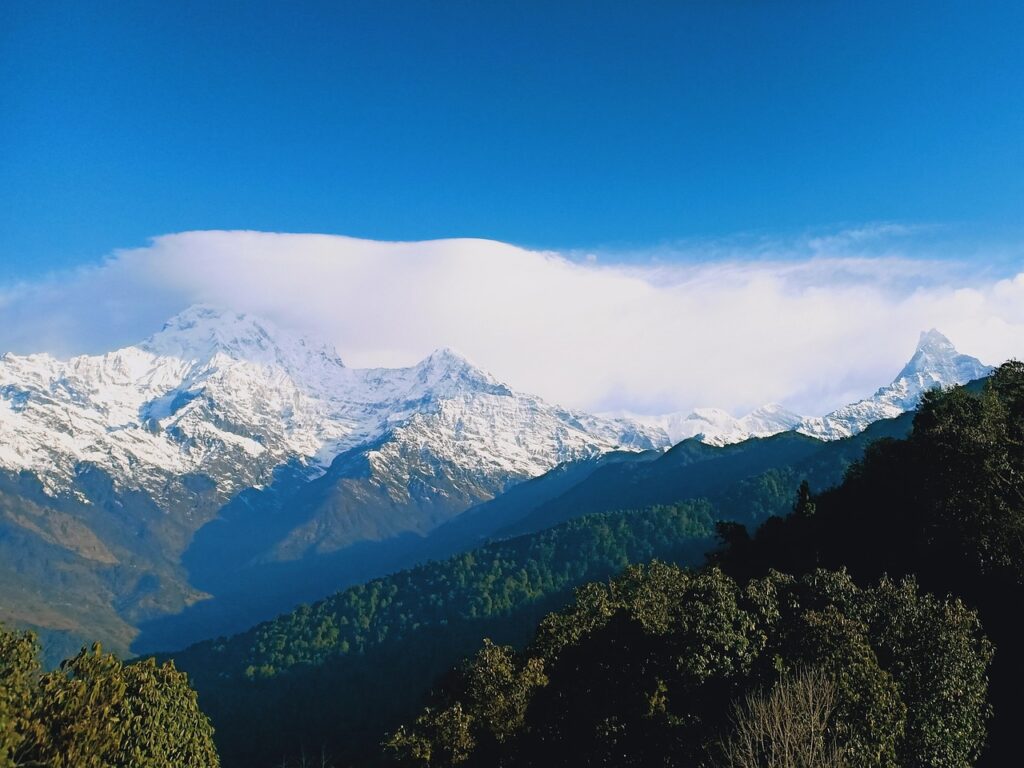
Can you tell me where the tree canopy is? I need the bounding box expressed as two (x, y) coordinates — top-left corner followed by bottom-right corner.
(0, 626), (219, 768)
(714, 361), (1024, 765)
(386, 564), (991, 768)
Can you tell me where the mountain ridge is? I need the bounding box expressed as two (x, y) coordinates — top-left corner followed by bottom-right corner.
(646, 329), (991, 445)
(0, 305), (669, 654)
(798, 328), (992, 439)
(0, 304), (667, 501)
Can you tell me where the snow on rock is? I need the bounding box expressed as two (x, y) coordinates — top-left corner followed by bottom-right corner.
(796, 329), (992, 440)
(0, 305), (669, 504)
(655, 404), (804, 446)
(646, 329), (990, 447)
(0, 307), (988, 506)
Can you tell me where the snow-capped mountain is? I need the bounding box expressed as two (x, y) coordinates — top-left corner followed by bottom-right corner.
(0, 305), (671, 653)
(647, 329), (990, 447)
(0, 311), (993, 655)
(0, 305), (667, 506)
(797, 329), (992, 440)
(657, 403), (804, 446)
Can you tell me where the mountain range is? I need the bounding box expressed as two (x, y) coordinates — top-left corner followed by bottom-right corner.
(649, 328), (991, 444)
(0, 306), (992, 657)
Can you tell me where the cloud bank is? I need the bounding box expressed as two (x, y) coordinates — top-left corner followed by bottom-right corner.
(1, 230), (1023, 416)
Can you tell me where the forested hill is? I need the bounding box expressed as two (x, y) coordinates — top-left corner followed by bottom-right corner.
(169, 413), (918, 685)
(168, 502), (715, 766)
(388, 564), (991, 768)
(409, 407), (920, 570)
(711, 361), (1024, 765)
(173, 502), (715, 682)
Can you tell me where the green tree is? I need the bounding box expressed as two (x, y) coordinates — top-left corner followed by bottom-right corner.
(792, 608), (905, 768)
(0, 627), (41, 768)
(387, 566), (991, 768)
(460, 640), (547, 746)
(864, 578), (992, 768)
(16, 642), (219, 768)
(712, 363), (1020, 763)
(386, 702), (475, 767)
(792, 480), (816, 518)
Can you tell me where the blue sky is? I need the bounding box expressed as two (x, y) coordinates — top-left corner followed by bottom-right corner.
(3, 1), (1024, 276)
(3, 3), (1024, 415)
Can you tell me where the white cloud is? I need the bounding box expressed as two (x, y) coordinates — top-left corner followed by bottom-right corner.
(1, 229), (1023, 417)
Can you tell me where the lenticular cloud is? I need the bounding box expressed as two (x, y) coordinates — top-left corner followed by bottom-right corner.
(0, 230), (1022, 416)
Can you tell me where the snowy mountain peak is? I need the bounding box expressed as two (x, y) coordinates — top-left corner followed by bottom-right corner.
(651, 330), (991, 448)
(655, 403), (803, 446)
(412, 346), (511, 397)
(0, 306), (667, 502)
(747, 403), (799, 420)
(420, 346), (475, 372)
(798, 329), (993, 440)
(916, 327), (955, 353)
(895, 328), (985, 384)
(140, 304), (345, 380)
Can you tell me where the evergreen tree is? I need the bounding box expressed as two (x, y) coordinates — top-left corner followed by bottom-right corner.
(792, 479), (816, 518)
(385, 565), (990, 768)
(0, 628), (40, 768)
(0, 626), (220, 768)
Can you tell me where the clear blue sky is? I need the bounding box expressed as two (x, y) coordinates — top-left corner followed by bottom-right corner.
(2, 1), (1023, 277)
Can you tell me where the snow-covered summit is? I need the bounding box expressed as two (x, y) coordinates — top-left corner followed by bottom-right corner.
(403, 346), (512, 398)
(656, 403), (803, 446)
(647, 329), (991, 447)
(140, 305), (347, 388)
(894, 328), (990, 387)
(0, 308), (991, 504)
(797, 329), (992, 440)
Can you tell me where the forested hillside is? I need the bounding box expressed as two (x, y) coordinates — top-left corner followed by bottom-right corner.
(490, 411), (915, 538)
(712, 360), (1024, 765)
(387, 564), (991, 768)
(171, 502), (715, 766)
(5, 353), (1012, 767)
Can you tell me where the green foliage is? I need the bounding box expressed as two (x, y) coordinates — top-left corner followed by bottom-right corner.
(125, 360), (1000, 768)
(0, 627), (219, 768)
(387, 702), (476, 767)
(387, 641), (548, 767)
(714, 362), (1024, 765)
(170, 405), (914, 767)
(386, 565), (990, 768)
(173, 502), (715, 766)
(792, 479), (815, 518)
(791, 607), (905, 767)
(31, 645), (128, 768)
(865, 578), (992, 768)
(458, 640), (547, 745)
(0, 627), (40, 768)
(498, 426), (892, 538)
(180, 502), (715, 683)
